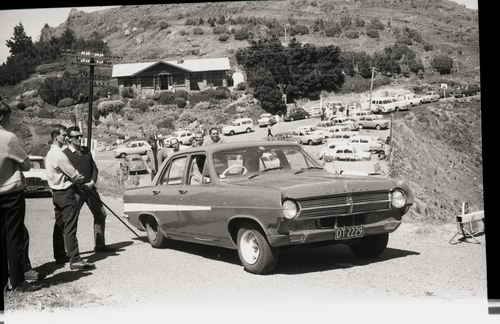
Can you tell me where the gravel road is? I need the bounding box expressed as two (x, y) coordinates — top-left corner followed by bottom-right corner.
(16, 195), (487, 312)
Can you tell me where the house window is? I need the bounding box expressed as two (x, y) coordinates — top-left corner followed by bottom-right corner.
(206, 71), (224, 87)
(173, 73), (186, 86)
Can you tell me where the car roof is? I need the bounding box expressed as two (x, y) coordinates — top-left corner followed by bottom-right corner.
(170, 141), (302, 156)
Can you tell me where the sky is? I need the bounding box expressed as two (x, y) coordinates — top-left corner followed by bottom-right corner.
(0, 1), (478, 64)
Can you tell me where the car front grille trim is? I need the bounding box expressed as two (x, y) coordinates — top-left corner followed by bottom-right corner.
(297, 192), (391, 219)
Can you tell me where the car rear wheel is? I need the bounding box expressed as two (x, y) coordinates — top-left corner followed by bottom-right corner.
(350, 233), (388, 258)
(230, 130), (235, 136)
(144, 218), (166, 248)
(246, 127), (252, 133)
(119, 153), (126, 158)
(375, 124), (381, 130)
(237, 227), (278, 274)
(307, 139), (313, 145)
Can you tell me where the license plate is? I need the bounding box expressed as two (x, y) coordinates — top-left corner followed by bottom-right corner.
(334, 226), (364, 240)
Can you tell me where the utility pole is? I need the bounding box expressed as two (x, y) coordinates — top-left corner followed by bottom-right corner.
(63, 50), (120, 150)
(368, 66), (376, 112)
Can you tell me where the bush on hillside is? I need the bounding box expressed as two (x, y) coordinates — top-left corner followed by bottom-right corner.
(174, 89), (188, 100)
(158, 20), (170, 30)
(36, 107), (56, 119)
(155, 117), (176, 131)
(236, 82), (247, 91)
(57, 97), (75, 108)
(234, 27), (251, 40)
(355, 16), (365, 27)
(178, 110), (198, 124)
(179, 29), (188, 36)
(325, 23), (342, 37)
(432, 55), (454, 74)
(129, 98), (149, 112)
(424, 43), (434, 51)
(366, 28), (380, 38)
(193, 27), (204, 35)
(214, 87), (230, 99)
(290, 24), (309, 36)
(218, 34), (230, 42)
(97, 100), (125, 117)
(120, 87), (134, 98)
(345, 31), (359, 39)
(158, 91), (176, 105)
(175, 97), (187, 108)
(213, 26), (229, 34)
(368, 18), (385, 31)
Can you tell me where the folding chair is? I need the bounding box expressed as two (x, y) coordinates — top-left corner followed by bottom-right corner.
(449, 204), (484, 245)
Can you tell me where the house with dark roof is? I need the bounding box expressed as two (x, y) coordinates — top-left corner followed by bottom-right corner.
(111, 57), (232, 95)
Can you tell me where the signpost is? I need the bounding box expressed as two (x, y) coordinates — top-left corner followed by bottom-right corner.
(63, 50), (121, 148)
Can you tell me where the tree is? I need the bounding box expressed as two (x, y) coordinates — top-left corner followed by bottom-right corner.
(254, 68), (286, 115)
(6, 23), (36, 58)
(431, 55), (453, 74)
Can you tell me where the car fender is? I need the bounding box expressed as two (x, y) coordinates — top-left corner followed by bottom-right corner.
(226, 215), (271, 245)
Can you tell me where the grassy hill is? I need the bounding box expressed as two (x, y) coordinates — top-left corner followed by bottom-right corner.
(40, 0), (478, 73)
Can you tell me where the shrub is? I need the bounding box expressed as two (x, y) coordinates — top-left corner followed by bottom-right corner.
(155, 117), (176, 131)
(424, 43), (434, 51)
(16, 102), (27, 110)
(120, 87), (134, 98)
(355, 17), (365, 27)
(345, 31), (359, 39)
(178, 110), (197, 124)
(158, 91), (176, 105)
(174, 89), (188, 100)
(368, 18), (385, 30)
(366, 28), (380, 38)
(129, 98), (150, 112)
(193, 101), (210, 110)
(159, 20), (170, 30)
(57, 97), (75, 108)
(175, 97), (187, 108)
(214, 87), (230, 99)
(121, 107), (135, 120)
(325, 23), (342, 37)
(185, 18), (196, 25)
(213, 26), (229, 34)
(431, 55), (453, 74)
(179, 29), (188, 36)
(193, 27), (204, 35)
(234, 27), (251, 40)
(340, 15), (352, 28)
(290, 24), (309, 36)
(396, 35), (412, 46)
(219, 34), (230, 42)
(37, 107), (56, 118)
(236, 82), (247, 91)
(97, 100), (125, 116)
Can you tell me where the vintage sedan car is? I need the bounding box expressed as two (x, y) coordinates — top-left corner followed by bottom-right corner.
(290, 130), (324, 145)
(357, 116), (390, 130)
(115, 140), (151, 158)
(319, 143), (371, 162)
(123, 141), (413, 274)
(258, 113), (277, 127)
(284, 108), (310, 122)
(23, 155), (52, 197)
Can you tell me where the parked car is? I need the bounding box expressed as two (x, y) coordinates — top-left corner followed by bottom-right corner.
(115, 140), (151, 158)
(123, 141), (413, 274)
(23, 155), (51, 197)
(125, 154), (150, 175)
(357, 116), (390, 130)
(284, 108), (310, 122)
(258, 113), (277, 127)
(290, 130), (324, 145)
(350, 135), (385, 153)
(222, 118), (255, 135)
(320, 143), (371, 162)
(174, 130), (195, 145)
(397, 94), (421, 109)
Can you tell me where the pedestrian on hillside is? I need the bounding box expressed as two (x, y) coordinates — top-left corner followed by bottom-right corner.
(148, 133), (159, 174)
(45, 125), (95, 270)
(0, 100), (41, 292)
(205, 127), (224, 145)
(267, 124), (273, 138)
(63, 127), (115, 253)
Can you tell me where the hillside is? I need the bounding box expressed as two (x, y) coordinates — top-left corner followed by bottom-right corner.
(39, 0), (479, 74)
(390, 98), (483, 222)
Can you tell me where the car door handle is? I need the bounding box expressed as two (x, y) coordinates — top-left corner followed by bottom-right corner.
(178, 189), (188, 195)
(152, 189), (161, 195)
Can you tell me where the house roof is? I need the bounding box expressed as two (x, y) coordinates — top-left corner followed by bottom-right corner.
(112, 57), (231, 78)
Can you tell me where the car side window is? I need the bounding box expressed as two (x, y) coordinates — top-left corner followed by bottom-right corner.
(187, 154), (208, 186)
(161, 156), (187, 186)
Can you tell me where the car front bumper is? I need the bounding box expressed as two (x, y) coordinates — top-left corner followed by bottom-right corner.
(268, 217), (401, 247)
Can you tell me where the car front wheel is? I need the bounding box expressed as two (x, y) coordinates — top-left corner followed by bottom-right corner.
(144, 218), (166, 248)
(350, 233), (388, 258)
(237, 227), (278, 274)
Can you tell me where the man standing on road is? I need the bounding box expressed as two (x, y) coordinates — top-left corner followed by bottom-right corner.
(63, 126), (115, 253)
(204, 127), (224, 145)
(267, 124), (273, 138)
(157, 137), (180, 165)
(0, 101), (41, 292)
(45, 125), (95, 270)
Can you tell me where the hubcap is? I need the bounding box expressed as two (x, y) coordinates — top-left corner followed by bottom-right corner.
(240, 231), (260, 265)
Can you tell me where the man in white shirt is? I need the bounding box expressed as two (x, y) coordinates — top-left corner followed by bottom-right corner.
(45, 125), (95, 270)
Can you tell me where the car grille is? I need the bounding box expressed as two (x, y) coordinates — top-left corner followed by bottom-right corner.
(317, 215), (367, 228)
(298, 191), (390, 219)
(25, 177), (48, 187)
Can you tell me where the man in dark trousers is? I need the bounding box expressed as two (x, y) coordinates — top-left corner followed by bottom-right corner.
(45, 125), (94, 270)
(0, 100), (41, 291)
(63, 126), (114, 253)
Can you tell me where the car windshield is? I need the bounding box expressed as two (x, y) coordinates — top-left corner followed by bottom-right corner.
(212, 145), (322, 180)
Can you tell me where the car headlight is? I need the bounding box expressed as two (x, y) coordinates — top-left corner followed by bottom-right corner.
(391, 189), (407, 208)
(282, 199), (298, 220)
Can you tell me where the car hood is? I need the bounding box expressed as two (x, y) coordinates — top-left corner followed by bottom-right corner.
(226, 171), (400, 199)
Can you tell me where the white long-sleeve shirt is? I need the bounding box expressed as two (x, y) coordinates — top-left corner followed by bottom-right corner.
(45, 144), (83, 190)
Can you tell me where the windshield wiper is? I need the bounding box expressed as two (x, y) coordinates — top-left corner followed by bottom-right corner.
(248, 167), (283, 179)
(294, 166), (323, 175)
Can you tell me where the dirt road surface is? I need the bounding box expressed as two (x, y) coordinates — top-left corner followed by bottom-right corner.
(7, 195), (486, 314)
